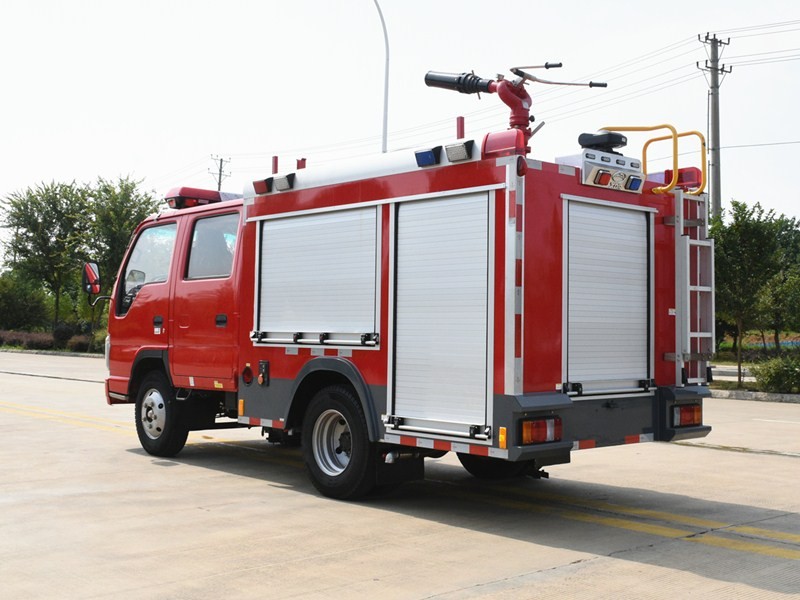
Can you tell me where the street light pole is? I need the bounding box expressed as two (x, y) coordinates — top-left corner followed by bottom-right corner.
(374, 0), (389, 153)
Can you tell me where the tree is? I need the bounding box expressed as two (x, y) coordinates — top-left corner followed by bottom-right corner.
(2, 182), (90, 331)
(756, 268), (800, 352)
(87, 176), (162, 297)
(711, 201), (782, 385)
(0, 270), (49, 330)
(754, 215), (800, 352)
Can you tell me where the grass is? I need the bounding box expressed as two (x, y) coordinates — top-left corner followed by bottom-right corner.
(709, 380), (761, 392)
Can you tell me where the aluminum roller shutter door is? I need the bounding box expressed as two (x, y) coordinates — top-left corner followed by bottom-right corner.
(259, 207), (377, 336)
(567, 201), (649, 393)
(394, 193), (489, 426)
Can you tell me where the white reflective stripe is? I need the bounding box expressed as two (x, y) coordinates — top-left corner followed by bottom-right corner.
(567, 201), (649, 391)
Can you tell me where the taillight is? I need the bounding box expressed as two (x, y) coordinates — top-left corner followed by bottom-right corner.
(673, 404), (702, 427)
(521, 417), (562, 445)
(241, 365), (254, 385)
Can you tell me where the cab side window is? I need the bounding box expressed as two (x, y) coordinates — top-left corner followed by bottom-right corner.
(186, 213), (239, 279)
(118, 222), (178, 315)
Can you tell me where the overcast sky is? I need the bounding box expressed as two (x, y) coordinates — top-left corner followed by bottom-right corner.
(2, 0), (799, 221)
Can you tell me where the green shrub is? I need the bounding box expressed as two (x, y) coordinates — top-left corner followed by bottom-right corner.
(751, 356), (800, 394)
(52, 323), (75, 349)
(23, 332), (55, 350)
(1, 330), (25, 347)
(66, 335), (91, 353)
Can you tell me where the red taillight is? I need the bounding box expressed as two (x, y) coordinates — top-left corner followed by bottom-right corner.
(521, 417), (562, 445)
(241, 365), (253, 385)
(673, 404), (702, 427)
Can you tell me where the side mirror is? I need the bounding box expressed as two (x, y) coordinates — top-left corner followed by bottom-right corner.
(83, 262), (102, 295)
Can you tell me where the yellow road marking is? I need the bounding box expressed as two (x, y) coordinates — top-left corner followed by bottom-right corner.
(728, 525), (800, 545)
(4, 398), (798, 559)
(0, 404), (132, 435)
(687, 533), (800, 560)
(451, 485), (800, 561)
(500, 485), (800, 547)
(0, 400), (129, 428)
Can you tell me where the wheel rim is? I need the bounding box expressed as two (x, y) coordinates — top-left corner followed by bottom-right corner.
(141, 389), (166, 440)
(312, 409), (352, 477)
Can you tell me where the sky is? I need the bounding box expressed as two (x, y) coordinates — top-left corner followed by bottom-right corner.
(1, 0), (799, 225)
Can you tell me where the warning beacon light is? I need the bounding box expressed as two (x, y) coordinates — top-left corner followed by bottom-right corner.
(165, 187), (222, 209)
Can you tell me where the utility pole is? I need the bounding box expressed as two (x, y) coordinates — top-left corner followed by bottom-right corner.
(698, 33), (732, 219)
(209, 155), (231, 191)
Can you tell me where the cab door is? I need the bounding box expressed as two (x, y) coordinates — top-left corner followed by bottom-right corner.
(108, 221), (178, 389)
(171, 210), (241, 389)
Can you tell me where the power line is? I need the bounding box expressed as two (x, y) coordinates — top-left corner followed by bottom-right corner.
(724, 47), (800, 60)
(717, 19), (800, 34)
(723, 140), (800, 150)
(226, 36), (707, 162)
(727, 56), (800, 67)
(730, 27), (800, 39)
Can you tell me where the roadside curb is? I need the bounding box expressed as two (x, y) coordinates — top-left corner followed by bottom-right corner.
(711, 389), (800, 404)
(0, 348), (103, 359)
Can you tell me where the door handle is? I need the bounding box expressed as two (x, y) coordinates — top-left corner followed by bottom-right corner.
(215, 314), (228, 328)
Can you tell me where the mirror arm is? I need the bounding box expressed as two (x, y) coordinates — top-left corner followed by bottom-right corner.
(88, 295), (112, 308)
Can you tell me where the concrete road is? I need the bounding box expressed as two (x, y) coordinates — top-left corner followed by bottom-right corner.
(1, 352), (799, 599)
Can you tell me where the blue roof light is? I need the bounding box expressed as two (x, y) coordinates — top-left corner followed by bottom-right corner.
(626, 176), (643, 191)
(415, 146), (442, 167)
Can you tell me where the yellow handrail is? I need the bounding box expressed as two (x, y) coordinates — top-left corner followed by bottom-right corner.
(601, 124), (707, 195)
(642, 130), (707, 195)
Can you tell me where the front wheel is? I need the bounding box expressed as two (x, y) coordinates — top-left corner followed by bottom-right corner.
(135, 371), (189, 457)
(302, 385), (377, 499)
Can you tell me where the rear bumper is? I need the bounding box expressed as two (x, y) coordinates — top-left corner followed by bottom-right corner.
(656, 385), (712, 442)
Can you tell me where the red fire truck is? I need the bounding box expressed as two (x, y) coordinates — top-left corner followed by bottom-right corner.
(84, 66), (713, 498)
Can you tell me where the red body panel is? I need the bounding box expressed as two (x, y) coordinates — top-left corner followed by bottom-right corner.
(521, 162), (678, 392)
(106, 145), (707, 458)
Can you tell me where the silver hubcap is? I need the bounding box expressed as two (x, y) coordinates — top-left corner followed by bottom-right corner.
(312, 409), (352, 476)
(141, 389), (166, 440)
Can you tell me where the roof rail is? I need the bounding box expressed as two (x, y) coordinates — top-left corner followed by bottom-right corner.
(600, 125), (707, 195)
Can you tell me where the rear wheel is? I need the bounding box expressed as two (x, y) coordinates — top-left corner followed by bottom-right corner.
(457, 453), (528, 479)
(135, 371), (189, 457)
(302, 385), (376, 499)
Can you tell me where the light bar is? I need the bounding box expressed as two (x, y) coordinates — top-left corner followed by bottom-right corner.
(165, 186), (223, 209)
(445, 140), (474, 162)
(415, 146), (442, 167)
(581, 149), (644, 194)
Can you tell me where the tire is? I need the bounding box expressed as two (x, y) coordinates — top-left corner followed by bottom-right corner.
(457, 453), (528, 480)
(135, 371), (189, 457)
(302, 385), (376, 499)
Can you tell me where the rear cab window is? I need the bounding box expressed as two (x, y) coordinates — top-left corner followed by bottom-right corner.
(185, 213), (240, 280)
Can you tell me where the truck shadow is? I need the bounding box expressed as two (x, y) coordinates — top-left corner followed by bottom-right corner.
(128, 439), (800, 594)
